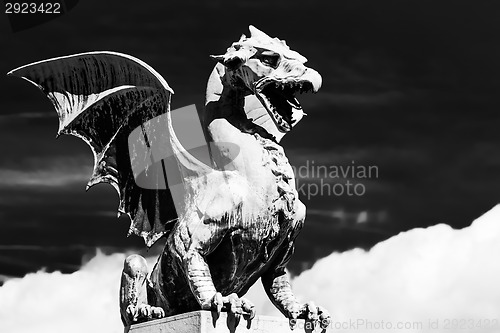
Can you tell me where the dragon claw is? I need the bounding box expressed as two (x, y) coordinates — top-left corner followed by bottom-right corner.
(286, 302), (331, 331)
(126, 304), (136, 319)
(287, 303), (301, 330)
(125, 304), (165, 322)
(306, 302), (318, 322)
(241, 297), (256, 320)
(210, 293), (256, 323)
(151, 306), (166, 319)
(226, 293), (242, 324)
(211, 292), (224, 316)
(138, 304), (152, 318)
(303, 302), (331, 330)
(317, 305), (331, 329)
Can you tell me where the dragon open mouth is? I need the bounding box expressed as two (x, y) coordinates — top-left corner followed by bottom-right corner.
(256, 80), (315, 133)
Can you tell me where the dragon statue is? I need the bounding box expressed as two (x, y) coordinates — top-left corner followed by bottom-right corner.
(9, 25), (330, 330)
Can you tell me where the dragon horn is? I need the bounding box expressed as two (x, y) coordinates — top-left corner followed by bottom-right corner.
(248, 25), (272, 40)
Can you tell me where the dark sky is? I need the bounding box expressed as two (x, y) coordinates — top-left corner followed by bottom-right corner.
(1, 0), (500, 278)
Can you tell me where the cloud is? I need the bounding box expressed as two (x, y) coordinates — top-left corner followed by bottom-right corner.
(288, 205), (500, 329)
(0, 251), (125, 333)
(1, 205), (500, 332)
(0, 112), (53, 119)
(0, 168), (90, 188)
(0, 157), (92, 188)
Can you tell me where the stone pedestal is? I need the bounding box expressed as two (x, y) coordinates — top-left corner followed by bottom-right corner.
(127, 311), (322, 333)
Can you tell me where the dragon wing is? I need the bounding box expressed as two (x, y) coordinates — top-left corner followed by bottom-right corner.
(8, 51), (180, 247)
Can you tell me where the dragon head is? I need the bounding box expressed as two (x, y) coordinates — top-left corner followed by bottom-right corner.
(211, 25), (322, 133)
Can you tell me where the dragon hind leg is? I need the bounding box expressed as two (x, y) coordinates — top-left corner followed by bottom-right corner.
(120, 254), (165, 326)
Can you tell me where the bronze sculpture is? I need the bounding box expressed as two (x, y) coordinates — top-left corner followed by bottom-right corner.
(9, 26), (330, 330)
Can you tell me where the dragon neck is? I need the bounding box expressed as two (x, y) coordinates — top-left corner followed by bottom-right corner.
(203, 64), (251, 139)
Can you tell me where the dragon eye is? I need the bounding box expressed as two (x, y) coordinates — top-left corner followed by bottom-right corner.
(260, 54), (280, 68)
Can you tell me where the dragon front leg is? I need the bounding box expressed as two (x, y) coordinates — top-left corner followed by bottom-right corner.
(172, 217), (256, 323)
(262, 259), (331, 330)
(120, 255), (165, 326)
(186, 250), (255, 322)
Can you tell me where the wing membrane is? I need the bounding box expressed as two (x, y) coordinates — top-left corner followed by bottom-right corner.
(9, 51), (178, 246)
